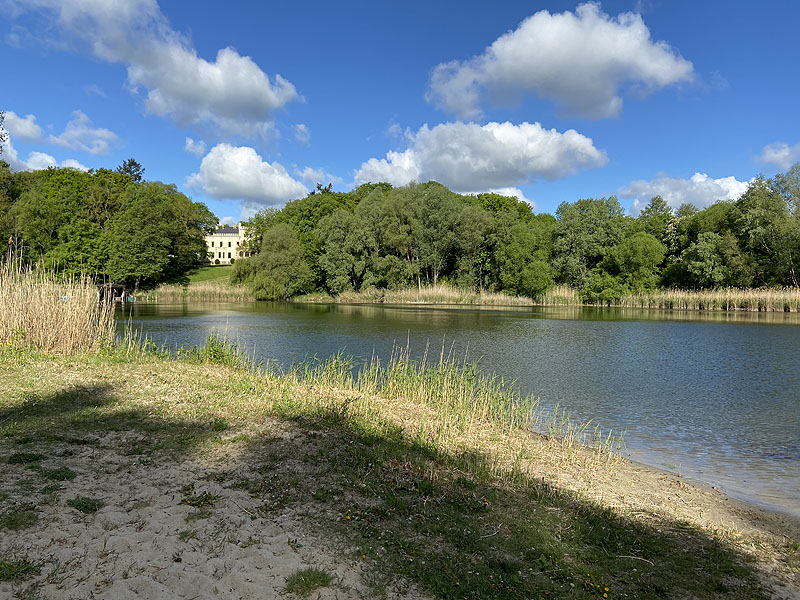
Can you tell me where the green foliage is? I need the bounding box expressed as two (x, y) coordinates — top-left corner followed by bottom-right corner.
(67, 497), (104, 513)
(116, 158), (145, 183)
(552, 197), (626, 288)
(0, 557), (39, 582)
(107, 182), (216, 286)
(233, 223), (313, 300)
(285, 568), (332, 597)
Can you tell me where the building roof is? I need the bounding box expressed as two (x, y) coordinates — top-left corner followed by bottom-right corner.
(213, 226), (239, 235)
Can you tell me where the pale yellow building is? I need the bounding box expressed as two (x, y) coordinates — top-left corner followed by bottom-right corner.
(205, 224), (250, 264)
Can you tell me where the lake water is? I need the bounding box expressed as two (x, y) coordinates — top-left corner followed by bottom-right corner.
(117, 301), (800, 517)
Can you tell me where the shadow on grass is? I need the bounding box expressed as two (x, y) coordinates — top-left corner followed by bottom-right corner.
(0, 384), (218, 455)
(0, 384), (777, 599)
(233, 406), (772, 600)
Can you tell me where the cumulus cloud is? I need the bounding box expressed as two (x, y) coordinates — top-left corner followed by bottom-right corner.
(618, 172), (751, 213)
(426, 2), (694, 119)
(3, 111), (42, 141)
(48, 110), (118, 155)
(355, 121), (606, 192)
(186, 143), (307, 207)
(2, 135), (89, 172)
(757, 142), (800, 172)
(184, 137), (207, 157)
(220, 216), (237, 226)
(296, 166), (343, 187)
(6, 0), (299, 135)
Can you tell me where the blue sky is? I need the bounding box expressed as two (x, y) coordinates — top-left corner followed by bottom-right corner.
(2, 0), (799, 223)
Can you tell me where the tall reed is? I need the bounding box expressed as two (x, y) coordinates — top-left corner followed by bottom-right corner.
(283, 342), (622, 461)
(138, 281), (254, 302)
(304, 284), (535, 306)
(0, 262), (114, 353)
(617, 287), (800, 312)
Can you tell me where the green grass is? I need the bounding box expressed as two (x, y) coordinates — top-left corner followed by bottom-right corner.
(0, 505), (39, 530)
(66, 497), (103, 513)
(39, 466), (76, 481)
(186, 265), (234, 284)
(285, 568), (333, 597)
(0, 343), (793, 599)
(0, 557), (39, 582)
(7, 452), (46, 464)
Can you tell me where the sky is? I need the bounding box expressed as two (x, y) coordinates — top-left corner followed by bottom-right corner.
(2, 0), (799, 223)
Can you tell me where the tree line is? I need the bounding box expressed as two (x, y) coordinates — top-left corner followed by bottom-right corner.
(0, 159), (216, 288)
(235, 166), (800, 301)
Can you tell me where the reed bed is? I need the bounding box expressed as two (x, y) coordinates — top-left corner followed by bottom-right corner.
(138, 281), (254, 302)
(617, 287), (800, 312)
(535, 284), (580, 306)
(316, 284), (535, 306)
(0, 262), (114, 354)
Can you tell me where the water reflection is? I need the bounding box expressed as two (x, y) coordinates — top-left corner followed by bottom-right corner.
(117, 301), (800, 516)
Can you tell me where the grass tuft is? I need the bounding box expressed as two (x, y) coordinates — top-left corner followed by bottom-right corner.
(8, 452), (46, 464)
(67, 497), (103, 513)
(0, 557), (40, 582)
(284, 567), (332, 597)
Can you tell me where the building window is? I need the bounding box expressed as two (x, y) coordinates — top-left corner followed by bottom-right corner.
(228, 241), (232, 247)
(228, 252), (231, 259)
(210, 241), (214, 247)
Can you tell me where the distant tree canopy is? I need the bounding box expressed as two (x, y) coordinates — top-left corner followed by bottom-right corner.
(0, 161), (216, 287)
(234, 164), (800, 301)
(5, 158), (800, 299)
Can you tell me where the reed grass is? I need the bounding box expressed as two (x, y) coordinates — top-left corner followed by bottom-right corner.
(138, 281), (254, 302)
(0, 262), (114, 354)
(617, 287), (800, 312)
(274, 342), (622, 464)
(300, 284), (536, 306)
(535, 284), (580, 306)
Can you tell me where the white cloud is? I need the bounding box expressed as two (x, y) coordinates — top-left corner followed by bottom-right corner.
(293, 124), (310, 145)
(295, 166), (344, 187)
(483, 187), (533, 207)
(2, 135), (89, 172)
(355, 121), (607, 192)
(61, 158), (90, 170)
(6, 0), (299, 135)
(619, 172), (751, 213)
(3, 111), (42, 141)
(426, 2), (694, 119)
(220, 216), (237, 226)
(48, 110), (118, 155)
(184, 136), (207, 157)
(186, 143), (307, 207)
(757, 142), (800, 172)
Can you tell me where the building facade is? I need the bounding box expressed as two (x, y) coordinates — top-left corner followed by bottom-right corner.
(205, 224), (250, 265)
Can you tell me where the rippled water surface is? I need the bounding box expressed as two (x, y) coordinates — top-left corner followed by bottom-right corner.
(118, 302), (800, 516)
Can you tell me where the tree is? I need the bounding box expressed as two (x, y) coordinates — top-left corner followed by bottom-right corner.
(496, 221), (554, 298)
(116, 158), (145, 183)
(106, 182), (214, 286)
(605, 232), (666, 291)
(552, 196), (626, 288)
(317, 208), (376, 294)
(232, 223), (313, 300)
(638, 195), (673, 241)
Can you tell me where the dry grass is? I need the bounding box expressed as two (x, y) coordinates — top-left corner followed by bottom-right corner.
(0, 262), (114, 354)
(618, 287), (800, 312)
(138, 281), (254, 302)
(303, 284), (536, 306)
(535, 284), (580, 306)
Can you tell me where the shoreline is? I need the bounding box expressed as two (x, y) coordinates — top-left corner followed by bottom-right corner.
(2, 347), (798, 598)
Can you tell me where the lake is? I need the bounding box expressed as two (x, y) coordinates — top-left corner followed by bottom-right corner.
(117, 301), (800, 517)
